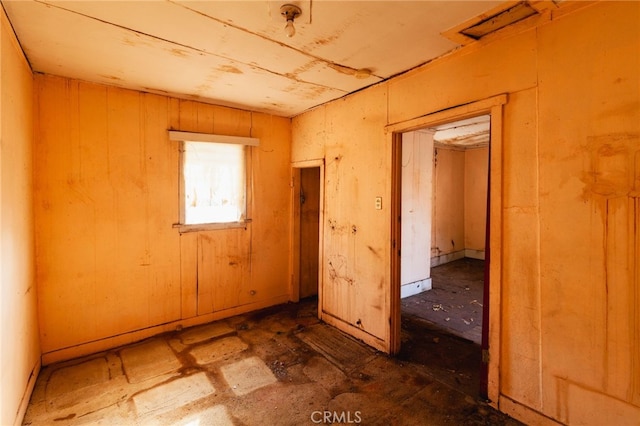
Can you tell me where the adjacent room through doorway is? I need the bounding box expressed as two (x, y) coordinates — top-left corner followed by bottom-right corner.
(398, 115), (490, 398)
(292, 163), (323, 311)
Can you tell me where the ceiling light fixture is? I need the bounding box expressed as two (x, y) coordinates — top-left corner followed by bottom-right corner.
(280, 4), (301, 38)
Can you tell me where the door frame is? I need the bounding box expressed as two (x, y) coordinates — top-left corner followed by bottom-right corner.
(291, 160), (325, 315)
(387, 94), (507, 406)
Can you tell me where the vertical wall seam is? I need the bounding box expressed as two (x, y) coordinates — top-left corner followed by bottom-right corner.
(195, 235), (200, 316)
(632, 195), (639, 403)
(602, 198), (610, 394)
(534, 24), (544, 411)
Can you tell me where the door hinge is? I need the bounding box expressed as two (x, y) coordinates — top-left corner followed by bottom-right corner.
(482, 349), (490, 363)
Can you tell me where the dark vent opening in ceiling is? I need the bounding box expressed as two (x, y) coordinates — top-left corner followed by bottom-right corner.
(460, 2), (538, 39)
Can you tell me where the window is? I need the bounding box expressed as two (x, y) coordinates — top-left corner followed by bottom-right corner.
(184, 141), (246, 224)
(169, 131), (258, 230)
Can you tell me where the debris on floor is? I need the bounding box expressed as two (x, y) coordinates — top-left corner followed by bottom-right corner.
(401, 258), (485, 344)
(24, 295), (521, 425)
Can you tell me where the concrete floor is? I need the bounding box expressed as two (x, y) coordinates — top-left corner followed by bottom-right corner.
(24, 295), (521, 425)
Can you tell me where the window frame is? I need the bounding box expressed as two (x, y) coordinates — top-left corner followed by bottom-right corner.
(169, 131), (258, 233)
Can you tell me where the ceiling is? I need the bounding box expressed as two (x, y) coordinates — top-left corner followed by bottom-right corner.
(432, 115), (490, 148)
(2, 0), (511, 117)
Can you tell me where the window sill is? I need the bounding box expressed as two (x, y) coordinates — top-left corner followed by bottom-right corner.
(173, 220), (251, 233)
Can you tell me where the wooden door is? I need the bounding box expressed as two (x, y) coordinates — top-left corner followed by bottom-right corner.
(299, 167), (320, 298)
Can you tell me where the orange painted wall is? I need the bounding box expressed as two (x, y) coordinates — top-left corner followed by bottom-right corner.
(464, 147), (488, 252)
(293, 2), (640, 424)
(431, 146), (488, 261)
(0, 8), (40, 426)
(297, 84), (391, 351)
(432, 147), (465, 259)
(34, 74), (292, 363)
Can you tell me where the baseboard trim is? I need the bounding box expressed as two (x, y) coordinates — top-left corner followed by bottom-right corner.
(465, 249), (485, 260)
(401, 278), (432, 298)
(41, 294), (290, 365)
(14, 358), (41, 426)
(320, 312), (387, 353)
(499, 395), (564, 426)
(431, 250), (465, 267)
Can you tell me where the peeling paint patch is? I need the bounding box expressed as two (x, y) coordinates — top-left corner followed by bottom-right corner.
(306, 84), (330, 99)
(313, 34), (340, 46)
(195, 83), (212, 95)
(288, 60), (322, 78)
(217, 65), (243, 74)
(169, 48), (189, 58)
(53, 413), (76, 421)
(261, 101), (284, 110)
(328, 63), (357, 76)
(99, 74), (122, 81)
(122, 34), (153, 49)
(142, 87), (170, 95)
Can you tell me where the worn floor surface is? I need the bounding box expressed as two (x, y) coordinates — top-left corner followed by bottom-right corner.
(402, 258), (485, 345)
(400, 258), (486, 398)
(24, 293), (521, 425)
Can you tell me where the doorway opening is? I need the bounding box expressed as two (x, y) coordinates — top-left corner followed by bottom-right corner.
(395, 113), (492, 399)
(291, 162), (324, 316)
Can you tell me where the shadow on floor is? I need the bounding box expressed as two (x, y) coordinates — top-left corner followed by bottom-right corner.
(400, 258), (486, 398)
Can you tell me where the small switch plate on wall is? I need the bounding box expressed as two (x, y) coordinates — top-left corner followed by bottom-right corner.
(375, 197), (382, 210)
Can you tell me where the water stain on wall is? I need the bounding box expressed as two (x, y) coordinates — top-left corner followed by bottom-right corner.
(327, 255), (354, 286)
(581, 133), (639, 200)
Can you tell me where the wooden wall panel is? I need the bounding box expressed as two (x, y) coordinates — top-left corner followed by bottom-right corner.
(293, 2), (640, 423)
(400, 131), (433, 290)
(316, 85), (390, 348)
(536, 2), (640, 420)
(299, 167), (320, 298)
(499, 88), (542, 409)
(464, 147), (488, 251)
(432, 147), (465, 258)
(291, 106), (326, 162)
(37, 79), (98, 349)
(0, 9), (40, 425)
(247, 113), (293, 303)
(140, 93), (182, 325)
(197, 228), (250, 314)
(34, 75), (291, 361)
(180, 232), (198, 319)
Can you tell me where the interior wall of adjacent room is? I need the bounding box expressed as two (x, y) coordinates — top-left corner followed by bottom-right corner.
(464, 146), (488, 257)
(431, 146), (465, 263)
(401, 130), (434, 297)
(431, 144), (488, 265)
